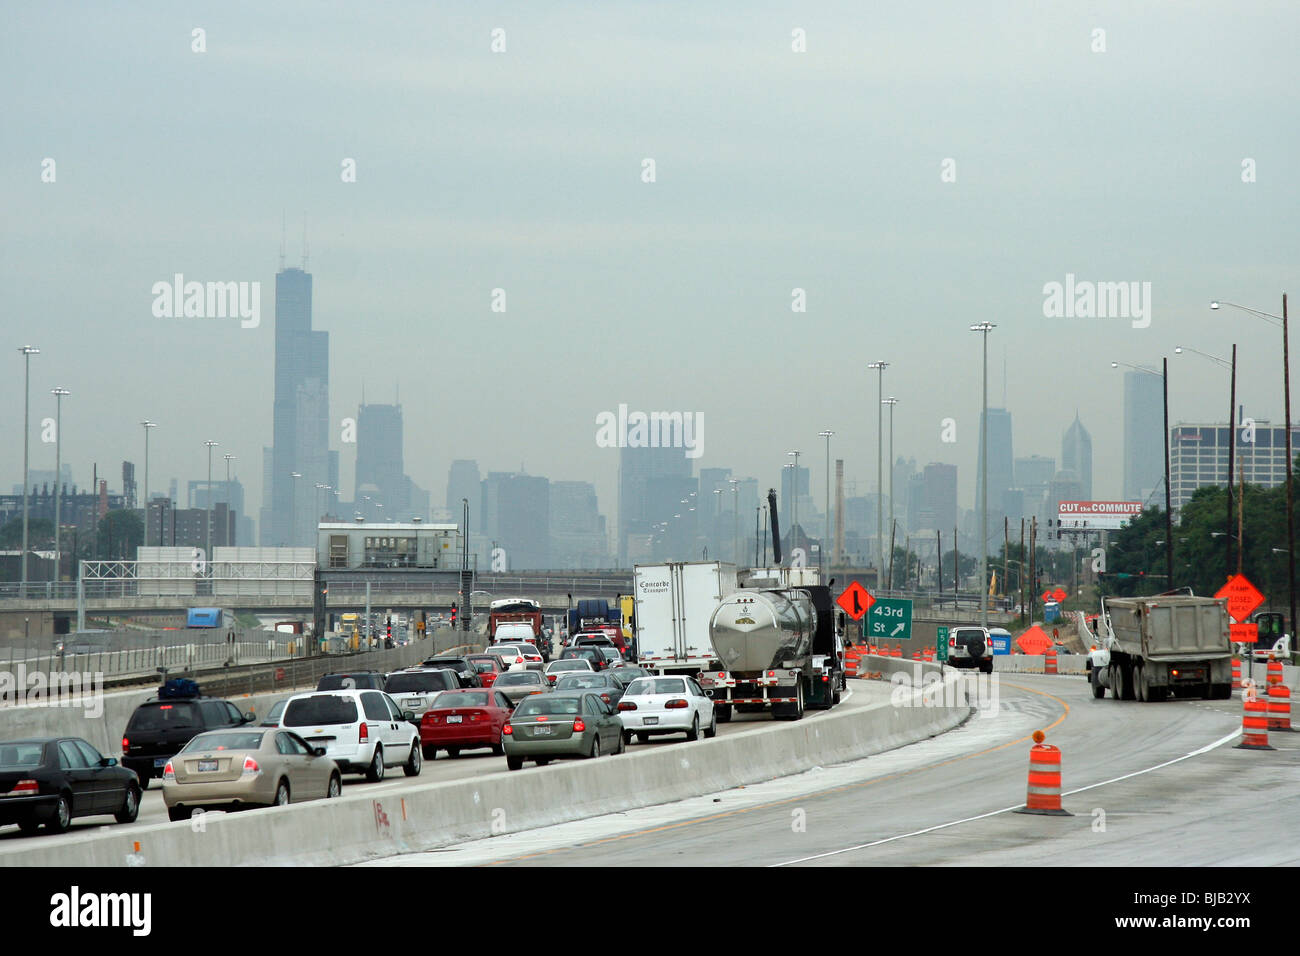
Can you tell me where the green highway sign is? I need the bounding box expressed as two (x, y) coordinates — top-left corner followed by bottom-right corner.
(868, 597), (913, 642)
(937, 625), (949, 661)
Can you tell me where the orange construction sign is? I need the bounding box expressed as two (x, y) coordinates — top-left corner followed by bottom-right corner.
(836, 582), (875, 621)
(1017, 625), (1053, 655)
(1230, 622), (1259, 645)
(1215, 574), (1266, 624)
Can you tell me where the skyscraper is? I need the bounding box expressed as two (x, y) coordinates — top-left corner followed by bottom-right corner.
(921, 462), (957, 533)
(976, 408), (1014, 539)
(1062, 413), (1093, 500)
(481, 472), (550, 569)
(355, 403), (409, 517)
(262, 264), (331, 546)
(618, 445), (693, 564)
(1123, 370), (1164, 502)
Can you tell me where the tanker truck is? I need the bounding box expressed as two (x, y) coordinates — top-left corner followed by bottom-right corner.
(699, 489), (842, 721)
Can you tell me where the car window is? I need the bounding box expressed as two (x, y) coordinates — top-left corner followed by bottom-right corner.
(283, 695), (359, 727)
(199, 701), (227, 726)
(687, 679), (703, 697)
(285, 733), (312, 754)
(182, 732), (265, 753)
(58, 740), (89, 770)
(73, 739), (103, 767)
(383, 694), (404, 719)
(360, 692), (389, 721)
(515, 697), (581, 717)
(385, 672), (449, 693)
(127, 701), (201, 730)
(557, 676), (603, 690)
(225, 702), (244, 723)
(496, 672), (539, 686)
(495, 693), (513, 710)
(627, 678), (686, 695)
(0, 742), (45, 769)
(275, 733), (295, 755)
(434, 691), (490, 708)
(583, 696), (599, 715)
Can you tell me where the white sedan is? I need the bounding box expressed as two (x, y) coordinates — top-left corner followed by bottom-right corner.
(617, 675), (716, 744)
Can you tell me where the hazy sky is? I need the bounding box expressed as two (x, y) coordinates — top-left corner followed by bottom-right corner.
(6, 1), (1300, 530)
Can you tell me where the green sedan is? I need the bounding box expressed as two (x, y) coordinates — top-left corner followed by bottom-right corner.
(502, 690), (624, 770)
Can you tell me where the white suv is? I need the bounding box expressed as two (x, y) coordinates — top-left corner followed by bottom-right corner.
(279, 689), (422, 782)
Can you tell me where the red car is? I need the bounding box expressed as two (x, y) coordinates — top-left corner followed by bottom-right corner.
(466, 655), (505, 687)
(420, 689), (516, 759)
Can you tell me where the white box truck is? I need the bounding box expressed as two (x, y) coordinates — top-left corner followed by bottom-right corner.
(634, 562), (738, 673)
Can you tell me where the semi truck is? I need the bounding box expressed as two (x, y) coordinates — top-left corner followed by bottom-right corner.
(566, 599), (626, 652)
(632, 561), (739, 672)
(699, 490), (843, 721)
(1088, 594), (1233, 701)
(488, 598), (544, 640)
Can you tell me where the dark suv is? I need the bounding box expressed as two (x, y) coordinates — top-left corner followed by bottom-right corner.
(420, 657), (481, 688)
(121, 696), (256, 787)
(316, 672), (386, 691)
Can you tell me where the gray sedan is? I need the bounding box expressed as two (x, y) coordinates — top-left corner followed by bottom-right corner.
(493, 670), (550, 705)
(503, 690), (625, 770)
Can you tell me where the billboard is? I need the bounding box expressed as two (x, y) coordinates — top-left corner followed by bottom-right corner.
(1057, 500), (1144, 530)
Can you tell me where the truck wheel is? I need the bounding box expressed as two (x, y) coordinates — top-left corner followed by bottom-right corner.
(1121, 662), (1137, 701)
(1108, 664), (1125, 700)
(1134, 663), (1147, 702)
(1091, 669), (1105, 699)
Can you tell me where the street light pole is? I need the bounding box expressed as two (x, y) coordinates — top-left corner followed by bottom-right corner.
(51, 387), (69, 580)
(289, 472), (302, 547)
(18, 346), (39, 598)
(729, 479), (739, 567)
(203, 441), (218, 562)
(882, 400), (897, 563)
(868, 361), (889, 572)
(787, 450), (801, 558)
(141, 420), (157, 545)
(970, 323), (995, 628)
(224, 454), (236, 543)
(818, 431), (833, 572)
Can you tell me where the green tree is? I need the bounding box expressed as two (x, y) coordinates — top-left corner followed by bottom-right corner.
(95, 509), (143, 559)
(0, 517), (54, 550)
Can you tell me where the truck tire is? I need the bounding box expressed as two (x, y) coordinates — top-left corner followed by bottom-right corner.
(1108, 663), (1126, 700)
(1091, 669), (1105, 699)
(1135, 662), (1147, 702)
(1121, 661), (1137, 701)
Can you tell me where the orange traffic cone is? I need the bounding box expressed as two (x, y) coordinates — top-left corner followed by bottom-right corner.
(1015, 730), (1071, 816)
(1266, 681), (1293, 732)
(1236, 694), (1275, 750)
(1044, 648), (1058, 675)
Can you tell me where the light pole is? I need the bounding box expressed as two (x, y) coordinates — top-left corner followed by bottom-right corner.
(289, 472), (302, 547)
(868, 360), (889, 570)
(1174, 344), (1236, 575)
(729, 478), (740, 567)
(882, 399), (898, 550)
(18, 346), (38, 598)
(971, 323), (995, 628)
(1212, 297), (1295, 643)
(203, 441), (219, 561)
(141, 420), (157, 544)
(787, 450), (801, 556)
(713, 488), (723, 559)
(818, 430), (833, 572)
(223, 454), (237, 543)
(1112, 360), (1173, 588)
(51, 387), (69, 580)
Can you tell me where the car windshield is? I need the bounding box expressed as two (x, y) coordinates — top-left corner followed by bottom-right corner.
(432, 691), (491, 708)
(385, 673), (449, 693)
(626, 678), (686, 696)
(262, 700), (287, 722)
(182, 732), (265, 753)
(0, 742), (45, 769)
(317, 674), (378, 690)
(496, 673), (541, 686)
(283, 695), (359, 727)
(549, 661), (588, 670)
(515, 697), (581, 717)
(425, 659), (466, 670)
(127, 702), (201, 730)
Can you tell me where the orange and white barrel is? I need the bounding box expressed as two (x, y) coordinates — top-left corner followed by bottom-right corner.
(1266, 682), (1292, 732)
(1237, 696), (1275, 750)
(1044, 648), (1058, 675)
(1015, 730), (1071, 816)
(1232, 657), (1242, 689)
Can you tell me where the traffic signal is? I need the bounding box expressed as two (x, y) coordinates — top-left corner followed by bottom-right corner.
(386, 616), (392, 642)
(450, 603), (458, 626)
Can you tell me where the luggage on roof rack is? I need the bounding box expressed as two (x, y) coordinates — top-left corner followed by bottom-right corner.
(158, 677), (201, 699)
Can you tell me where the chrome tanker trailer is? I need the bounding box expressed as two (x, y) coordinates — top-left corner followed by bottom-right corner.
(700, 490), (843, 721)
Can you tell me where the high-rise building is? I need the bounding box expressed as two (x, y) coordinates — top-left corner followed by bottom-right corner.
(975, 408), (1014, 537)
(481, 472), (550, 569)
(262, 264), (330, 546)
(1124, 370), (1164, 502)
(618, 445), (692, 564)
(355, 403), (413, 518)
(550, 481), (610, 568)
(1062, 413), (1093, 500)
(920, 462), (957, 533)
(1170, 421), (1300, 509)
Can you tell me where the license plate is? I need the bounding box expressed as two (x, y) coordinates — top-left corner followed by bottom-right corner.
(644, 716), (659, 725)
(198, 760), (218, 772)
(154, 757), (168, 768)
(446, 715), (462, 724)
(533, 725), (552, 736)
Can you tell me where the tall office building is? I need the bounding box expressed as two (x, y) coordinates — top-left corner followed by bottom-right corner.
(550, 481), (610, 568)
(920, 462), (957, 534)
(975, 408), (1014, 538)
(355, 403), (412, 518)
(1123, 370), (1164, 502)
(481, 472), (550, 569)
(618, 445), (693, 565)
(1061, 413), (1093, 500)
(262, 264), (331, 546)
(1170, 421), (1300, 509)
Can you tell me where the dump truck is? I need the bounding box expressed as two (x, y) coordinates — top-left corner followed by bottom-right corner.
(1088, 595), (1233, 701)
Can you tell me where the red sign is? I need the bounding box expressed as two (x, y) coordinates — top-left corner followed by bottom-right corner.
(1230, 622), (1259, 645)
(1041, 591), (1053, 605)
(1214, 574), (1266, 624)
(1017, 625), (1053, 655)
(1052, 587), (1067, 603)
(836, 581), (875, 621)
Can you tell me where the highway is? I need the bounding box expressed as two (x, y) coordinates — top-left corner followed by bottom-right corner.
(0, 679), (877, 853)
(359, 672), (1300, 867)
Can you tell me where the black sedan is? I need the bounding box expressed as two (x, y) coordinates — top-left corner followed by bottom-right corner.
(0, 737), (141, 835)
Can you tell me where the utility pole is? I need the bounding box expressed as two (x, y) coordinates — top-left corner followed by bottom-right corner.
(1029, 517), (1037, 623)
(868, 360), (889, 571)
(971, 322), (996, 628)
(1020, 518), (1026, 625)
(937, 530), (942, 595)
(51, 387), (69, 581)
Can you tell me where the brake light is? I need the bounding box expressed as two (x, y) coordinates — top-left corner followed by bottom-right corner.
(516, 657), (524, 664)
(159, 704), (173, 710)
(121, 737), (129, 751)
(666, 698), (689, 709)
(573, 718), (586, 733)
(163, 761), (175, 781)
(359, 722), (369, 742)
(600, 693), (611, 702)
(548, 675), (557, 683)
(949, 637), (956, 647)
(618, 701), (637, 711)
(503, 724), (513, 734)
(7, 779), (38, 796)
(242, 755), (260, 776)
(822, 675), (829, 682)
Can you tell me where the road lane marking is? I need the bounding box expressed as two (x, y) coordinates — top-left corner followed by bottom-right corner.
(769, 725), (1242, 867)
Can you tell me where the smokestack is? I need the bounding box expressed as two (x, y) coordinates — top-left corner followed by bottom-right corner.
(834, 459), (845, 566)
(768, 488), (783, 565)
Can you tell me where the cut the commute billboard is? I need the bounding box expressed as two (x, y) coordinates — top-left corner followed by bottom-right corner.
(1057, 501), (1144, 530)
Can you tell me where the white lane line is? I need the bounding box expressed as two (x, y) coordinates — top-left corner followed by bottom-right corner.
(769, 728), (1242, 867)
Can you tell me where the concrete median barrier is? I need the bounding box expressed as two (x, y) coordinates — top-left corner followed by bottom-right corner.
(1, 666), (972, 867)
